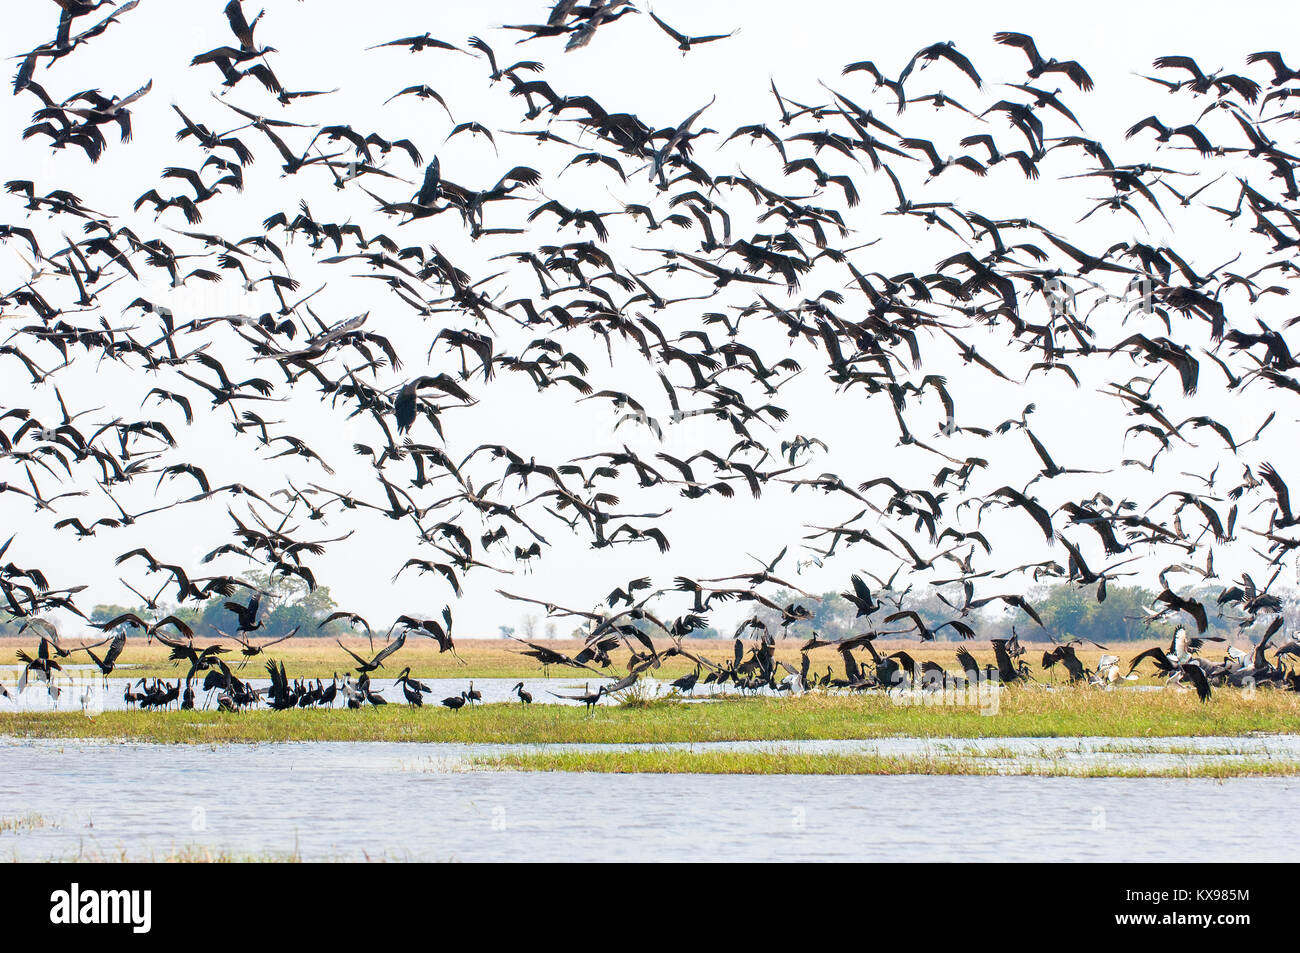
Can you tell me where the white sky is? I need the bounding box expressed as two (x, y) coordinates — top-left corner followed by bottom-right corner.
(1, 0), (1296, 640)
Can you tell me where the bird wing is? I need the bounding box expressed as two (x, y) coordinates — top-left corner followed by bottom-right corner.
(369, 631), (407, 666)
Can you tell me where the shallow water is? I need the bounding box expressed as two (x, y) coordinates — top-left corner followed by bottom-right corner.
(0, 674), (665, 712)
(1, 736), (1297, 861)
(0, 670), (1178, 714)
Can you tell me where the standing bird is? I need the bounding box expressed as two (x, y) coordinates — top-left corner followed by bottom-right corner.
(441, 691), (468, 712)
(396, 668), (428, 706)
(550, 681), (606, 711)
(671, 666), (700, 695)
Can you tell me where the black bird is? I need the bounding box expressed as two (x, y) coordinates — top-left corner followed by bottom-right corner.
(337, 632), (406, 674)
(994, 32), (1094, 90)
(1248, 51), (1300, 86)
(16, 638), (62, 691)
(224, 592), (264, 632)
(396, 668), (429, 706)
(368, 33), (463, 54)
(647, 11), (735, 52)
(840, 574), (880, 617)
(1179, 662), (1212, 703)
(1041, 644), (1087, 683)
(671, 666), (700, 695)
(550, 681), (606, 711)
(84, 633), (126, 683)
(441, 691), (469, 712)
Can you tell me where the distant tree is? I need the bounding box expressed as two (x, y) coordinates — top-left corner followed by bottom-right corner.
(714, 582), (1205, 646)
(90, 604), (137, 626)
(1033, 584), (1159, 643)
(684, 625), (721, 639)
(1036, 585), (1092, 639)
(88, 570), (339, 639)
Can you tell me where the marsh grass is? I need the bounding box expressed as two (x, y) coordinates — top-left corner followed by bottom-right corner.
(0, 812), (55, 833)
(1090, 741), (1255, 756)
(614, 680), (678, 709)
(136, 844), (306, 863)
(935, 741), (1263, 758)
(10, 843), (309, 862)
(7, 844), (434, 862)
(473, 749), (1300, 778)
(1, 682), (1297, 744)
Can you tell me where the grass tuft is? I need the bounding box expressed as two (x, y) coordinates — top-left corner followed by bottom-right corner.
(473, 749), (1300, 778)
(0, 812), (56, 833)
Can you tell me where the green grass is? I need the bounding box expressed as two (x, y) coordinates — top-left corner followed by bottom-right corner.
(2, 684), (1298, 744)
(1089, 741), (1257, 756)
(472, 749), (1300, 778)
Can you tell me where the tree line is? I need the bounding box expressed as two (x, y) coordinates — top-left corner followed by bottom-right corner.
(5, 580), (1292, 644)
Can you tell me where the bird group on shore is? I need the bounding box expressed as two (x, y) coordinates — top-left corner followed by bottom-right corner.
(3, 1), (1300, 719)
(11, 616), (1298, 710)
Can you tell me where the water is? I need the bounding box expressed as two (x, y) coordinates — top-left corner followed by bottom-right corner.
(1, 736), (1297, 861)
(0, 675), (669, 712)
(0, 670), (1174, 713)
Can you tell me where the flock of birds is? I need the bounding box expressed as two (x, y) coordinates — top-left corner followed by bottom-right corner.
(5, 0), (1300, 715)
(118, 665), (496, 713)
(13, 614), (1299, 711)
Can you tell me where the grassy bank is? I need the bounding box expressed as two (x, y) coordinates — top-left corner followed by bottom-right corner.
(1, 684), (1296, 744)
(472, 749), (1300, 778)
(0, 636), (543, 681)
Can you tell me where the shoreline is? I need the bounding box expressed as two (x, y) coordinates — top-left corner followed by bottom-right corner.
(2, 687), (1296, 745)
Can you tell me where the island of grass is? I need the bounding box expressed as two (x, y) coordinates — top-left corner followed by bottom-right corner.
(471, 749), (1300, 778)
